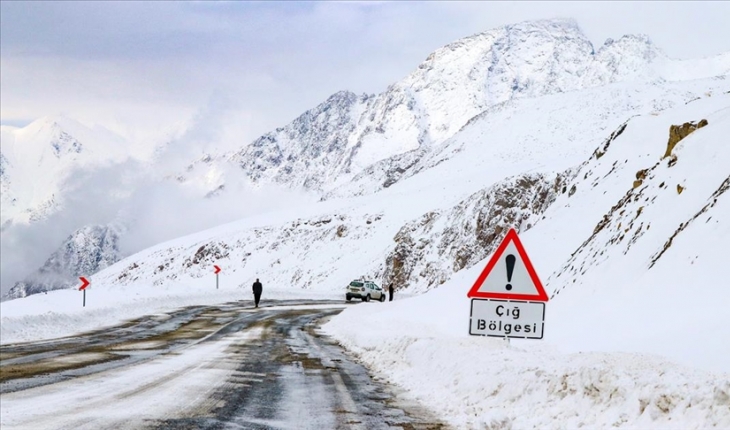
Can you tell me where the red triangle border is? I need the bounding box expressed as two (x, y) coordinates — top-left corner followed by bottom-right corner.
(466, 228), (549, 302)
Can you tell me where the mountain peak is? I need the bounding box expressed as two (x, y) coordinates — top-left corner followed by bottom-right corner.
(325, 90), (357, 102)
(597, 33), (662, 58)
(19, 115), (90, 139)
(421, 17), (589, 67)
(505, 17), (581, 31)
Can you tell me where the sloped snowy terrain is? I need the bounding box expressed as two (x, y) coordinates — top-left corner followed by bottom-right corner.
(323, 93), (730, 429)
(379, 170), (575, 291)
(71, 80), (727, 302)
(324, 78), (728, 199)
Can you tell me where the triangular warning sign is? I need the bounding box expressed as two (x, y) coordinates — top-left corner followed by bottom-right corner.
(467, 228), (548, 302)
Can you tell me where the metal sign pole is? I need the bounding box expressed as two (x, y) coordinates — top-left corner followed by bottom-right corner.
(83, 289), (86, 307)
(216, 273), (219, 289)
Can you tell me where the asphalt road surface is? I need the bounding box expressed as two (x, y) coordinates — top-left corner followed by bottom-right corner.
(0, 299), (446, 430)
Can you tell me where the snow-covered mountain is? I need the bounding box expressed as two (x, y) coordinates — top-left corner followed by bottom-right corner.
(3, 18), (729, 303)
(184, 19), (729, 196)
(4, 224), (124, 299)
(0, 117), (135, 227)
(82, 89), (730, 304)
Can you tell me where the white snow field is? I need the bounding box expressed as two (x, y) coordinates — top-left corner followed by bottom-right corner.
(2, 18), (730, 429)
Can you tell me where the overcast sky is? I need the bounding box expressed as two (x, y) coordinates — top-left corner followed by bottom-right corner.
(2, 1), (729, 147)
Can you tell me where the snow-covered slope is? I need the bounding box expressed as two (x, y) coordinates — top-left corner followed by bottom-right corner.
(22, 82), (728, 304)
(323, 93), (730, 429)
(539, 95), (730, 368)
(379, 170), (575, 292)
(0, 117), (134, 226)
(324, 78), (729, 199)
(5, 19), (728, 301)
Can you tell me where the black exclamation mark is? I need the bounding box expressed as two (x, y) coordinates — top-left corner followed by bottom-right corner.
(505, 254), (516, 291)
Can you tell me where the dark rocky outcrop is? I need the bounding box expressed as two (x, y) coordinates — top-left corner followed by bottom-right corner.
(381, 170), (574, 291)
(663, 119), (708, 158)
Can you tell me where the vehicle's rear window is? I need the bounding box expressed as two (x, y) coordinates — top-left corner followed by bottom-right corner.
(349, 282), (363, 287)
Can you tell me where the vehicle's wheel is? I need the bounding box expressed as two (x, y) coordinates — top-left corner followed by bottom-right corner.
(364, 295), (371, 302)
(379, 294), (385, 302)
(346, 296), (351, 302)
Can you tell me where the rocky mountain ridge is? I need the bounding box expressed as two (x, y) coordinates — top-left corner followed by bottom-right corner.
(5, 224), (124, 299)
(207, 19), (729, 195)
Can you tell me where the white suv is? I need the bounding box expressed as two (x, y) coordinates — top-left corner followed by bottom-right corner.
(346, 280), (385, 302)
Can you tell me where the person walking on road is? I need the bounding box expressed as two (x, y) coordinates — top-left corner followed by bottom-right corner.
(252, 278), (263, 308)
(388, 283), (394, 302)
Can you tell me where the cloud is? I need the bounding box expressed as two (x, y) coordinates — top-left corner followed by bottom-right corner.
(0, 106), (314, 296)
(0, 160), (314, 295)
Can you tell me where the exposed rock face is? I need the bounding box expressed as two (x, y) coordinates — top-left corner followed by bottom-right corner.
(50, 130), (83, 158)
(4, 224), (124, 299)
(380, 171), (574, 291)
(664, 119), (708, 158)
(229, 91), (368, 190)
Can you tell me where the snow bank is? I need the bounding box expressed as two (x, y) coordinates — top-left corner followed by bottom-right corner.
(323, 264), (730, 429)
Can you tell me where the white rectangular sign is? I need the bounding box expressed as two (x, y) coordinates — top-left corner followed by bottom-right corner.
(469, 299), (545, 339)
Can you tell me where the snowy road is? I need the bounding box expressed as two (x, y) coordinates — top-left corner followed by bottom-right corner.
(0, 300), (444, 429)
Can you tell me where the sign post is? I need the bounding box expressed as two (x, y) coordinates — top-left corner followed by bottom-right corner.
(467, 228), (548, 339)
(79, 276), (90, 307)
(214, 265), (221, 289)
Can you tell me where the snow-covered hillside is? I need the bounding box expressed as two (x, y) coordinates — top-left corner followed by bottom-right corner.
(73, 81), (727, 300)
(323, 78), (728, 199)
(323, 93), (730, 429)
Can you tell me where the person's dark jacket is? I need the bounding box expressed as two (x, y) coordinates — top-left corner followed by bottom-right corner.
(253, 281), (262, 294)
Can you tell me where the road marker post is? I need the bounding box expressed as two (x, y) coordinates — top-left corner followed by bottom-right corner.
(79, 276), (90, 307)
(467, 228), (548, 340)
(214, 265), (221, 289)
